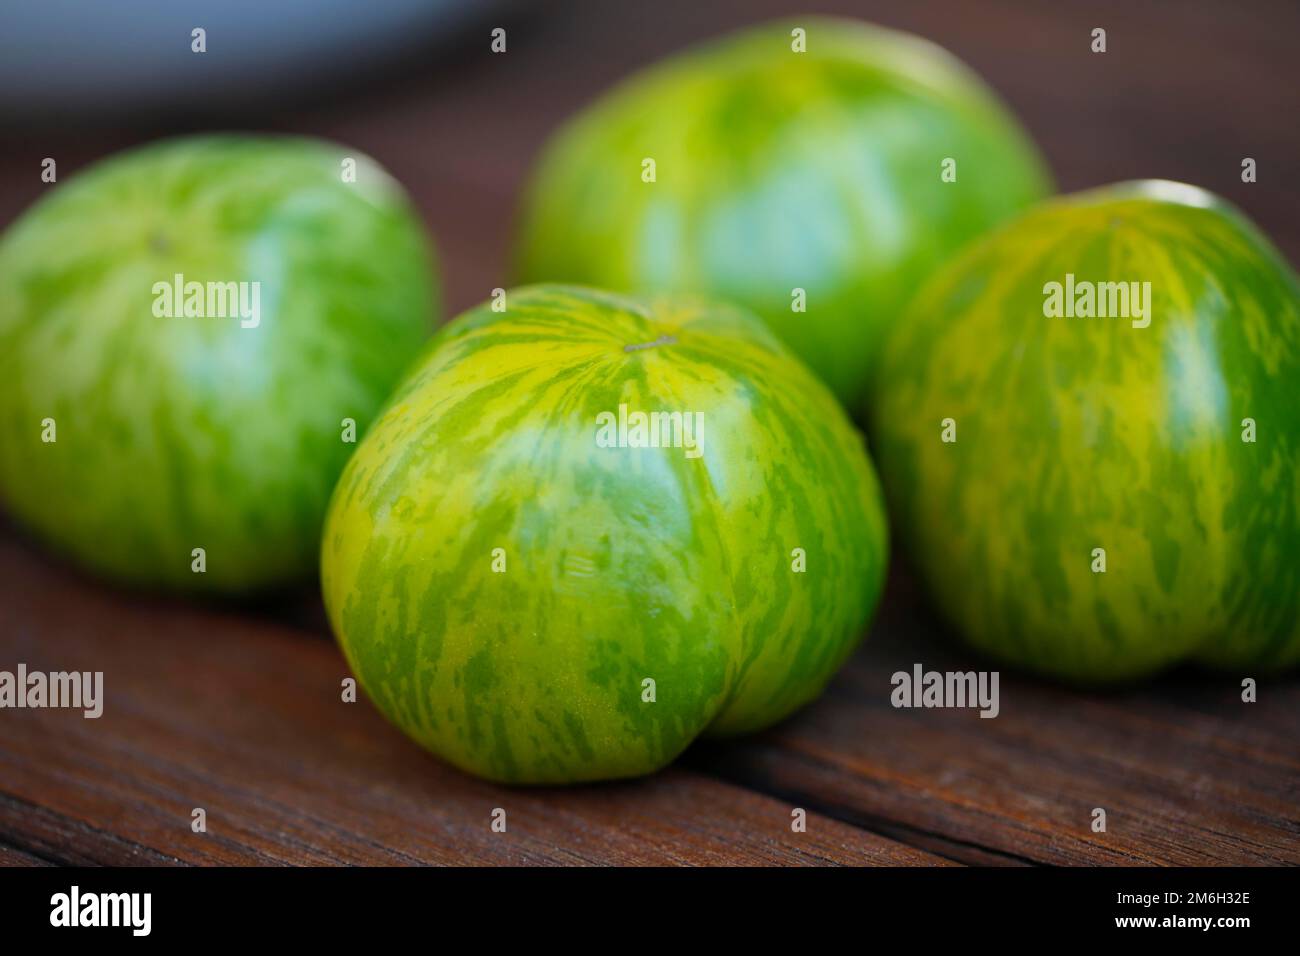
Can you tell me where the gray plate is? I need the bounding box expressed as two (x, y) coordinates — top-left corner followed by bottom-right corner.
(0, 0), (508, 116)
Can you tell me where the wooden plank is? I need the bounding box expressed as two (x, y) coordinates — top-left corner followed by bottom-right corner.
(0, 531), (944, 866)
(686, 567), (1300, 866)
(0, 840), (53, 867)
(8, 520), (1293, 867)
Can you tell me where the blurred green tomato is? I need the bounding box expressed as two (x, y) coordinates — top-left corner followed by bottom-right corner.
(515, 17), (1051, 406)
(871, 181), (1300, 680)
(0, 135), (438, 592)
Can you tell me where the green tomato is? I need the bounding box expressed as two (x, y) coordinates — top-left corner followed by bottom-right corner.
(515, 16), (1050, 407)
(871, 181), (1300, 681)
(0, 135), (438, 592)
(322, 285), (888, 783)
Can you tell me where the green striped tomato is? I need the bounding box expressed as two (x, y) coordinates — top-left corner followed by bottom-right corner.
(322, 285), (888, 783)
(0, 135), (438, 592)
(514, 17), (1050, 408)
(870, 181), (1300, 681)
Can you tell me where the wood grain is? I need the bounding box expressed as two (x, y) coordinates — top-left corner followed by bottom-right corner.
(686, 569), (1300, 866)
(0, 531), (945, 866)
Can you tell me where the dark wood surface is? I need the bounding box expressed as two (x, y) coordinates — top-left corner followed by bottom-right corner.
(1, 0), (1298, 866)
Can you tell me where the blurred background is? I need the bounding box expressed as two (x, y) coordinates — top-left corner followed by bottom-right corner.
(1, 0), (1297, 866)
(2, 0), (1297, 318)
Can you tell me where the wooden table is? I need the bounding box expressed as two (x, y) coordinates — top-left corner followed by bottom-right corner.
(1, 0), (1297, 866)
